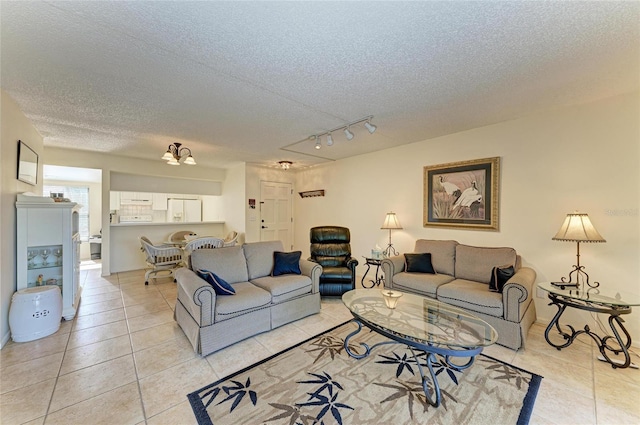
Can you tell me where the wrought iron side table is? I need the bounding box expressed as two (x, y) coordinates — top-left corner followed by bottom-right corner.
(361, 257), (384, 288)
(538, 282), (639, 369)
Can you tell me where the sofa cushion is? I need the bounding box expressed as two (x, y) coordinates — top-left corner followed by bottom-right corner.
(404, 253), (436, 274)
(196, 269), (236, 295)
(190, 246), (248, 284)
(437, 279), (504, 318)
(392, 272), (455, 298)
(454, 245), (517, 284)
(214, 282), (271, 322)
(413, 240), (458, 276)
(251, 275), (312, 304)
(243, 241), (285, 280)
(272, 251), (302, 276)
(489, 265), (515, 293)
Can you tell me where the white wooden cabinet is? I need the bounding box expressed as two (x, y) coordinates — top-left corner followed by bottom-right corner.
(109, 191), (120, 210)
(152, 193), (168, 210)
(16, 196), (82, 320)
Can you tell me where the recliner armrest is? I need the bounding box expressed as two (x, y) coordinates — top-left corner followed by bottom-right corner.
(346, 257), (359, 270)
(502, 266), (536, 322)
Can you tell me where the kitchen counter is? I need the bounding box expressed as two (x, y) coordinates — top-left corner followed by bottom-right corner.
(110, 221), (226, 272)
(111, 220), (224, 227)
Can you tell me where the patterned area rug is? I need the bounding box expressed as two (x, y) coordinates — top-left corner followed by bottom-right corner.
(188, 321), (542, 425)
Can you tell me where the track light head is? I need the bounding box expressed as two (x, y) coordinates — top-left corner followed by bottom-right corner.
(364, 120), (377, 134)
(344, 127), (354, 140)
(314, 137), (321, 150)
(326, 133), (334, 146)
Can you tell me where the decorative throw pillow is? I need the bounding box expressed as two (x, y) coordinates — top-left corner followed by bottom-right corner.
(272, 251), (302, 276)
(196, 269), (236, 295)
(489, 265), (515, 293)
(404, 253), (436, 274)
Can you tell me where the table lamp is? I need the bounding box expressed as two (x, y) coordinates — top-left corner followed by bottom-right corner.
(381, 212), (402, 257)
(552, 212), (605, 289)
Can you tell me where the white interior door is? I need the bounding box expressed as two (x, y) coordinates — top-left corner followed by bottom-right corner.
(260, 181), (293, 249)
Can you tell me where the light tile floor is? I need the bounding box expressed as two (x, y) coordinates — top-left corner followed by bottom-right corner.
(1, 264), (638, 424)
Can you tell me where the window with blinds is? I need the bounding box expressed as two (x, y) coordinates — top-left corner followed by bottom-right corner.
(44, 185), (90, 241)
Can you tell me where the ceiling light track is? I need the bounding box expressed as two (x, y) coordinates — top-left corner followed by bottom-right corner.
(308, 115), (376, 150)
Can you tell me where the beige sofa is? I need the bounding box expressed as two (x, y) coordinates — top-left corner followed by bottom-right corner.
(381, 239), (536, 350)
(174, 241), (322, 356)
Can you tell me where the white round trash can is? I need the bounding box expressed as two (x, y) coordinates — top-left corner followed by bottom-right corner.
(9, 286), (63, 342)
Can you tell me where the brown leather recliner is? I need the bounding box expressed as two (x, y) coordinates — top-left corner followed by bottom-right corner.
(309, 226), (358, 296)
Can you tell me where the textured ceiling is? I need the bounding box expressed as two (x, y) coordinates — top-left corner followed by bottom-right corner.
(1, 2), (638, 170)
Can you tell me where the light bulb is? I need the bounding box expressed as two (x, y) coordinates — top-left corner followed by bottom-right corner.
(344, 127), (354, 140)
(326, 134), (334, 146)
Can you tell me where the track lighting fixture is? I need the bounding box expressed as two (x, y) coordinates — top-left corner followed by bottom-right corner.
(161, 142), (196, 166)
(326, 134), (334, 146)
(305, 115), (377, 150)
(344, 127), (354, 140)
(278, 161), (292, 170)
(364, 120), (377, 134)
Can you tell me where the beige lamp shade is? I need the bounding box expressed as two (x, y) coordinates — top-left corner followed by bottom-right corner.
(381, 212), (403, 230)
(552, 212), (605, 243)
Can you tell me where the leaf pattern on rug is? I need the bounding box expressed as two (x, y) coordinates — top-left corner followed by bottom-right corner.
(202, 377), (258, 413)
(305, 334), (362, 364)
(375, 380), (458, 419)
(263, 371), (355, 425)
(376, 351), (417, 377)
(478, 357), (532, 390)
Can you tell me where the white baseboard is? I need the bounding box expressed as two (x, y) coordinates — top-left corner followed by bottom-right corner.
(0, 330), (11, 349)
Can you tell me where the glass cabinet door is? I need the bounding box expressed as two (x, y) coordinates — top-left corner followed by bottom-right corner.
(26, 244), (63, 294)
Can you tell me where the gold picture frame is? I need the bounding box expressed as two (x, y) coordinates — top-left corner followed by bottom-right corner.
(423, 157), (500, 230)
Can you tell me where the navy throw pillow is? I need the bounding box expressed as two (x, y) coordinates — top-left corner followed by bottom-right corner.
(272, 251), (302, 276)
(196, 269), (236, 295)
(489, 265), (515, 293)
(404, 253), (436, 274)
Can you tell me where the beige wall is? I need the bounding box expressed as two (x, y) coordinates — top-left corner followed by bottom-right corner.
(222, 163), (247, 244)
(294, 92), (640, 344)
(1, 90), (44, 347)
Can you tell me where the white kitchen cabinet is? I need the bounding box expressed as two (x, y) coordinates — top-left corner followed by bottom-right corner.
(167, 199), (201, 222)
(120, 192), (152, 204)
(16, 195), (82, 320)
(152, 193), (168, 210)
(109, 191), (120, 210)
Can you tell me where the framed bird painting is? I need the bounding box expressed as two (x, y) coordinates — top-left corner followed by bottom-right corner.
(423, 157), (500, 230)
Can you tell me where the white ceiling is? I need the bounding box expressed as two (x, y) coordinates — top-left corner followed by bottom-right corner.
(1, 2), (638, 170)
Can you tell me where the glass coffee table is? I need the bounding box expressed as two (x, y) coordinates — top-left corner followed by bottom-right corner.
(342, 289), (498, 407)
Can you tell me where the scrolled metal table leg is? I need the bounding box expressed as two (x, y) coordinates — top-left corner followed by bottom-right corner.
(361, 264), (373, 289)
(599, 315), (633, 369)
(409, 347), (441, 407)
(344, 320), (396, 359)
(545, 300), (576, 349)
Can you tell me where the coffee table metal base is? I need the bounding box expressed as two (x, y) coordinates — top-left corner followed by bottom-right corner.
(344, 318), (480, 407)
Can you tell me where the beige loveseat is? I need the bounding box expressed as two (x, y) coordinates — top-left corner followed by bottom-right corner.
(174, 241), (322, 356)
(381, 239), (536, 350)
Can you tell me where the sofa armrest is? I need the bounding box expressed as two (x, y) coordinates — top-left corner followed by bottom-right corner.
(300, 258), (323, 294)
(175, 268), (217, 326)
(381, 255), (405, 289)
(502, 266), (536, 322)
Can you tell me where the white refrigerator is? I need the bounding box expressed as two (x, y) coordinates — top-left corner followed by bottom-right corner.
(167, 199), (201, 222)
